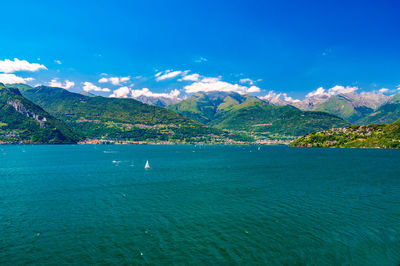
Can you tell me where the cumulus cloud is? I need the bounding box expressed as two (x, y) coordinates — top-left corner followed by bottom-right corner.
(180, 73), (200, 82)
(54, 60), (62, 65)
(260, 90), (300, 103)
(329, 85), (358, 94)
(184, 76), (260, 94)
(379, 88), (389, 93)
(306, 85), (358, 98)
(154, 69), (261, 94)
(155, 70), (189, 81)
(306, 87), (327, 98)
(131, 88), (181, 99)
(109, 86), (131, 98)
(239, 78), (254, 85)
(260, 91), (280, 101)
(108, 86), (181, 100)
(48, 78), (74, 89)
(248, 86), (261, 93)
(98, 76), (130, 86)
(0, 58), (47, 73)
(0, 74), (34, 84)
(83, 82), (110, 92)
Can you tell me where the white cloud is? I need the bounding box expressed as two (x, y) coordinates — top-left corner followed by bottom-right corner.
(180, 73), (200, 82)
(156, 70), (189, 81)
(98, 76), (130, 86)
(54, 60), (62, 65)
(195, 57), (207, 63)
(184, 76), (261, 94)
(0, 58), (47, 73)
(108, 87), (181, 100)
(239, 78), (254, 85)
(109, 86), (131, 98)
(379, 88), (389, 93)
(260, 91), (279, 101)
(260, 90), (300, 103)
(328, 85), (358, 95)
(83, 82), (110, 92)
(283, 95), (300, 103)
(248, 86), (261, 93)
(306, 87), (327, 98)
(306, 85), (358, 98)
(0, 74), (34, 84)
(200, 77), (220, 83)
(131, 88), (181, 99)
(48, 78), (75, 89)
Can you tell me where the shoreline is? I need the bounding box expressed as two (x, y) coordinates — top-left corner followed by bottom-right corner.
(0, 142), (290, 146)
(2, 142), (400, 149)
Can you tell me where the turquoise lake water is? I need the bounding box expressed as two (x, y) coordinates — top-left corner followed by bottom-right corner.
(0, 145), (399, 265)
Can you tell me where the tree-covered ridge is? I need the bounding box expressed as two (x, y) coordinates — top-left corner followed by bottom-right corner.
(169, 91), (350, 138)
(0, 84), (80, 144)
(17, 85), (247, 143)
(20, 86), (200, 126)
(290, 119), (400, 148)
(168, 91), (261, 124)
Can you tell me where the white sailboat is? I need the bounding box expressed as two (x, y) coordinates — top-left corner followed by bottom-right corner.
(145, 160), (150, 169)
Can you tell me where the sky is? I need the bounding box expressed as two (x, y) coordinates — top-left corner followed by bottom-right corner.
(0, 0), (399, 101)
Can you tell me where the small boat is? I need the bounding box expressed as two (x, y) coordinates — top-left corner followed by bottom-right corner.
(145, 160), (150, 169)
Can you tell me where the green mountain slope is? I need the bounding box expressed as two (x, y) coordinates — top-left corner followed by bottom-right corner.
(356, 93), (400, 125)
(18, 85), (243, 143)
(315, 95), (374, 123)
(0, 84), (79, 144)
(168, 92), (260, 124)
(290, 119), (400, 148)
(168, 92), (350, 138)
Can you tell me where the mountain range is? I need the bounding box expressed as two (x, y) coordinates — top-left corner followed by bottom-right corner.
(262, 91), (400, 124)
(133, 88), (400, 126)
(134, 95), (181, 107)
(9, 84), (247, 144)
(2, 82), (400, 145)
(168, 92), (350, 140)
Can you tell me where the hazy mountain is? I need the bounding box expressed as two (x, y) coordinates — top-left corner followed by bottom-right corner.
(263, 91), (392, 124)
(79, 91), (96, 97)
(293, 92), (390, 111)
(313, 95), (374, 123)
(0, 83), (79, 144)
(134, 95), (181, 107)
(357, 92), (400, 125)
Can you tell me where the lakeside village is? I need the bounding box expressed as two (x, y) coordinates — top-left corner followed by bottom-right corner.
(77, 138), (290, 145)
(0, 128), (292, 145)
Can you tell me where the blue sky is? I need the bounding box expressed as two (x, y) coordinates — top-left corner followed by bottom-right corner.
(1, 0), (399, 100)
